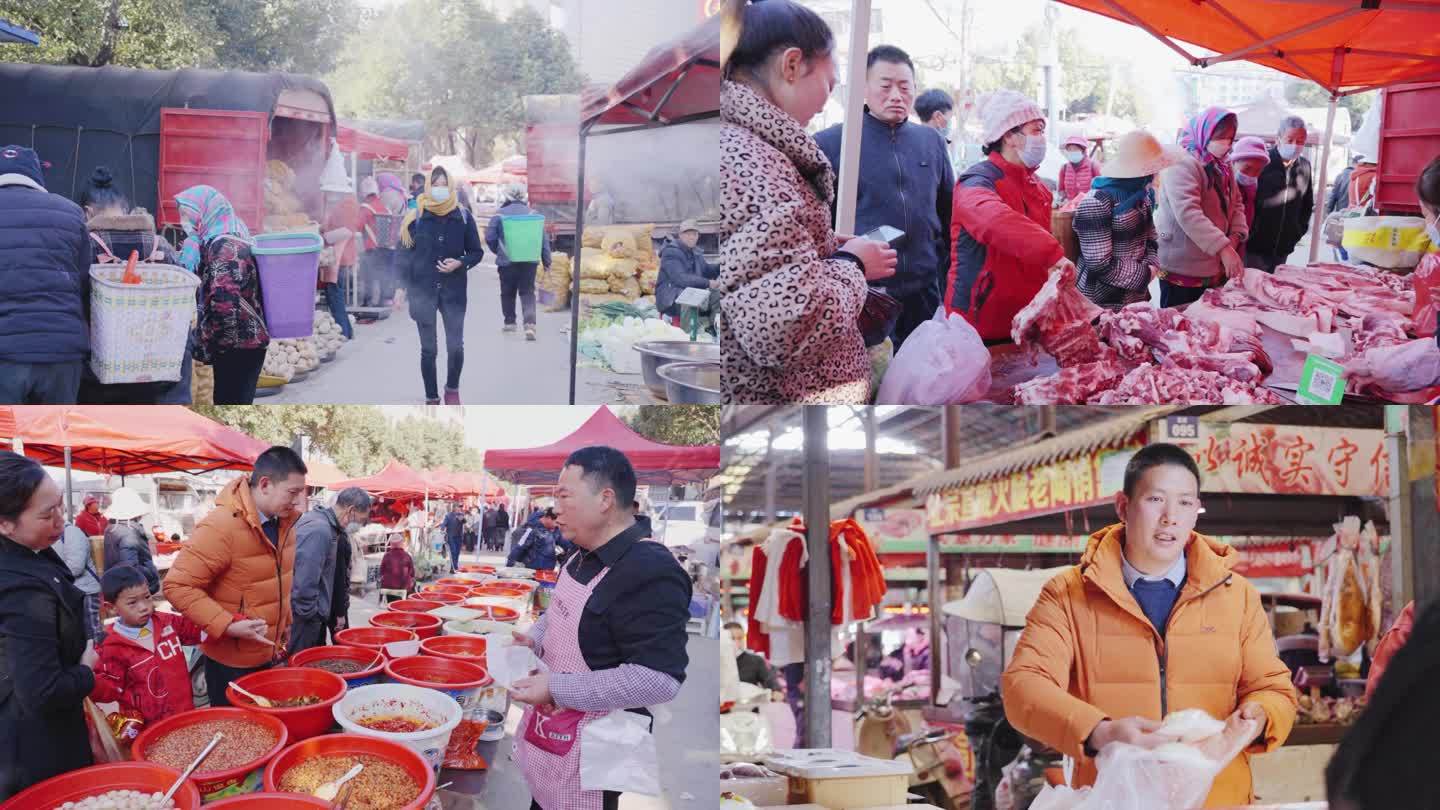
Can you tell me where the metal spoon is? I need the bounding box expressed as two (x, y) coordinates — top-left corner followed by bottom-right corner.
(229, 681), (273, 708)
(313, 762), (365, 801)
(162, 732), (223, 803)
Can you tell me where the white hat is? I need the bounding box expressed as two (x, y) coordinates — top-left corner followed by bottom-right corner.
(1102, 130), (1186, 179)
(359, 176), (379, 197)
(106, 487), (148, 521)
(977, 90), (1045, 145)
(319, 142), (353, 194)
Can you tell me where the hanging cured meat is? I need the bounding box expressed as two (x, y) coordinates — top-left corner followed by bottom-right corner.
(1317, 517), (1383, 664)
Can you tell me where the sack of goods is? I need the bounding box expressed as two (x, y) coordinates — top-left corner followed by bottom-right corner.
(264, 160), (312, 232)
(541, 251), (573, 311)
(1341, 216), (1433, 269)
(639, 268), (660, 295)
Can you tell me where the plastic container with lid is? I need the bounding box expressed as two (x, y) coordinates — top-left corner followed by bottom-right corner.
(762, 749), (914, 808)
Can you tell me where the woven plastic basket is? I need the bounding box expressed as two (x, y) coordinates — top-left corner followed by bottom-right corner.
(88, 264), (200, 384)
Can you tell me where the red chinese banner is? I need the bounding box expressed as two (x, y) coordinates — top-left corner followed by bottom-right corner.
(1231, 540), (1318, 578)
(925, 442), (1141, 534)
(1188, 426), (1388, 497)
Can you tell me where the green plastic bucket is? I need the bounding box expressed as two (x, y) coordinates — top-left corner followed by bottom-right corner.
(499, 214), (545, 263)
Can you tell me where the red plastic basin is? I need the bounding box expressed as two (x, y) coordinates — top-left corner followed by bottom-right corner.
(459, 602), (521, 623)
(208, 792), (333, 808)
(470, 583), (531, 598)
(533, 569), (559, 583)
(134, 707), (289, 800)
(4, 762), (202, 810)
(264, 733), (436, 810)
(226, 667), (347, 742)
(421, 591), (464, 605)
(289, 644), (387, 686)
(419, 634), (488, 666)
(458, 564), (495, 574)
(385, 655), (492, 716)
(388, 598), (444, 615)
(436, 577), (479, 588)
(335, 626), (419, 658)
(421, 584), (471, 597)
(371, 610), (443, 640)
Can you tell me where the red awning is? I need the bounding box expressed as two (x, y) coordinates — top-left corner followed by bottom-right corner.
(0, 406), (268, 476)
(425, 469), (503, 498)
(329, 459), (457, 499)
(581, 15), (720, 128)
(337, 124), (411, 161)
(1056, 0), (1440, 95)
(483, 406), (719, 486)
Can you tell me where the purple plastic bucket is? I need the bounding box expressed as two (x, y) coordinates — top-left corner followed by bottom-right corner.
(253, 231), (323, 338)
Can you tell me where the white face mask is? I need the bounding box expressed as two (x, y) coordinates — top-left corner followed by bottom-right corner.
(1207, 139), (1233, 160)
(1066, 150), (1084, 164)
(1237, 173), (1258, 187)
(1427, 213), (1440, 245)
(1021, 135), (1047, 169)
(430, 186), (451, 203)
(1277, 143), (1300, 161)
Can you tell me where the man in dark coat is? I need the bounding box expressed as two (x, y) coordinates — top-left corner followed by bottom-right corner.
(726, 622), (782, 694)
(494, 503), (511, 552)
(814, 47), (956, 348)
(0, 145), (91, 404)
(484, 184), (552, 341)
(1247, 116), (1315, 273)
(505, 508), (561, 571)
(443, 503), (466, 573)
(655, 219), (719, 318)
(0, 454), (98, 800)
(290, 487), (371, 654)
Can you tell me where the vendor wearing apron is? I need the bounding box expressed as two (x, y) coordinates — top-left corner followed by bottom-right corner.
(511, 446), (692, 810)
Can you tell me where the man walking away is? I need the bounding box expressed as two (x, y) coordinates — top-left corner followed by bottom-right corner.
(486, 184), (552, 341)
(290, 487), (371, 654)
(1247, 115), (1314, 272)
(0, 145), (90, 404)
(443, 503), (466, 573)
(163, 447), (308, 707)
(814, 47), (955, 349)
(482, 505), (498, 551)
(506, 508), (562, 571)
(495, 503), (511, 553)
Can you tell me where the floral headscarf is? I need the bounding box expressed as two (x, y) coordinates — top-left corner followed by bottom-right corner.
(376, 172), (407, 197)
(174, 185), (253, 273)
(1178, 106), (1238, 167)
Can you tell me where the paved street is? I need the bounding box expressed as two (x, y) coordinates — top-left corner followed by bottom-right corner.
(268, 257), (641, 405)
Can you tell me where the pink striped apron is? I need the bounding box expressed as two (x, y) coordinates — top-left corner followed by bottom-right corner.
(516, 561), (610, 810)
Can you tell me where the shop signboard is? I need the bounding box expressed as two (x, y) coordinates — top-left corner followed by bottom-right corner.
(1160, 415), (1201, 445)
(936, 534), (1089, 553)
(925, 443), (1141, 534)
(1230, 539), (1318, 578)
(856, 508), (929, 554)
(1187, 424), (1388, 497)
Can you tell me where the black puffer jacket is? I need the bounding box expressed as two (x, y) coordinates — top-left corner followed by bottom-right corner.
(655, 236), (718, 315)
(0, 183), (91, 364)
(0, 534), (95, 800)
(1251, 148), (1315, 259)
(102, 522), (161, 594)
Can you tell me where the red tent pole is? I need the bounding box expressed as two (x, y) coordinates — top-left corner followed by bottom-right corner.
(1099, 0), (1200, 66)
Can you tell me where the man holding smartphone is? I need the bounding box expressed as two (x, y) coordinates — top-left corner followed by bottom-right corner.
(815, 45), (955, 349)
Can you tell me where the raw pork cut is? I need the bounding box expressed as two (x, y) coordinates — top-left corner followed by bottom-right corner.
(1012, 356), (1134, 404)
(1096, 304), (1272, 381)
(1012, 262), (1104, 367)
(1088, 364), (1288, 405)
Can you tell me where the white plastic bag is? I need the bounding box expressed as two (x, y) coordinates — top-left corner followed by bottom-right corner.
(876, 307), (992, 404)
(720, 710), (774, 758)
(580, 709), (661, 795)
(487, 638), (546, 688)
(1028, 712), (1260, 810)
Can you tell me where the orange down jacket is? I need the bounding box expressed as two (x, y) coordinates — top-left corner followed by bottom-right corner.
(1001, 523), (1297, 808)
(162, 477), (298, 668)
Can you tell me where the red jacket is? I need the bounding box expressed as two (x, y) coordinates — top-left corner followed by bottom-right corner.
(90, 611), (206, 724)
(947, 153), (1065, 341)
(76, 510), (108, 538)
(1366, 600), (1415, 699)
(380, 547), (415, 591)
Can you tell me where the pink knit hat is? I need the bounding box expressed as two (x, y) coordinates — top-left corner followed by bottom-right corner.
(1231, 136), (1271, 166)
(977, 90), (1045, 145)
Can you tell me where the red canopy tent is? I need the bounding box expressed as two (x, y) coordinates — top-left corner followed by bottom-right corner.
(337, 124), (411, 162)
(305, 460), (347, 489)
(1054, 0), (1440, 261)
(483, 406), (720, 486)
(566, 15), (721, 403)
(329, 460), (456, 499)
(0, 406), (267, 476)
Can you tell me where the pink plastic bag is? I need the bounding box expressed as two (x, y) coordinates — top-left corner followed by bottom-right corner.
(877, 307), (992, 404)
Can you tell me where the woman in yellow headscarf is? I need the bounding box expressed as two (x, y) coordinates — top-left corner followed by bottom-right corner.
(399, 166), (486, 404)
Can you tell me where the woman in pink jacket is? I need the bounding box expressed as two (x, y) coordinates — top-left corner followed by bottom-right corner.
(1154, 107), (1248, 307)
(1058, 135), (1100, 203)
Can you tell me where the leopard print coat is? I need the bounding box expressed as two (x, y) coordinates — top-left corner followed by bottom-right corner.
(719, 80), (870, 404)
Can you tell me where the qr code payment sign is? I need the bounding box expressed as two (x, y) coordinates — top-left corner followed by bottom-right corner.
(1299, 355), (1345, 405)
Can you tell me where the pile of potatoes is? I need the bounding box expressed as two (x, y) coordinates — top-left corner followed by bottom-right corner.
(313, 310), (349, 355)
(263, 337), (320, 382)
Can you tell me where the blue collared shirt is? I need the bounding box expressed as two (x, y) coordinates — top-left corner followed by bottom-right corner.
(1121, 553), (1187, 591)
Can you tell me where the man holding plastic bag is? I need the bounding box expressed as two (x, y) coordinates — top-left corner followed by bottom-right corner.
(1001, 444), (1296, 808)
(506, 446), (692, 810)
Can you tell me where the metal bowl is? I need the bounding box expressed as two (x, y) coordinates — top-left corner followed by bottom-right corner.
(634, 340), (720, 398)
(656, 362), (721, 404)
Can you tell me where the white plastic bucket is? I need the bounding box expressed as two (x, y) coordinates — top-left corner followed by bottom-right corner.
(333, 683), (463, 774)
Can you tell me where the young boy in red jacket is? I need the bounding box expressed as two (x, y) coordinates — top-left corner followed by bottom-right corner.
(91, 565), (207, 726)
